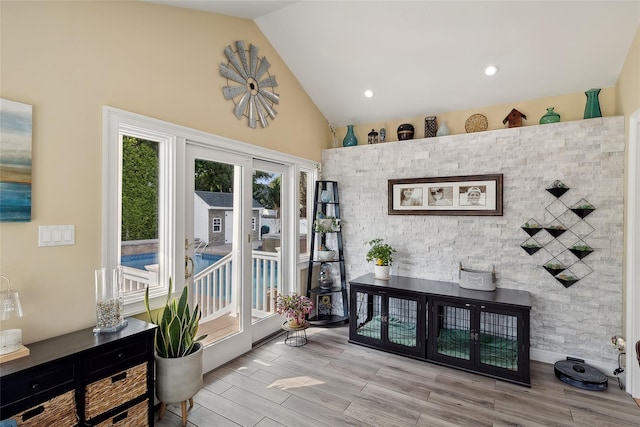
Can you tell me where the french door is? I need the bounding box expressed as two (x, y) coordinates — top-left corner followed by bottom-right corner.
(185, 144), (291, 371)
(185, 143), (253, 372)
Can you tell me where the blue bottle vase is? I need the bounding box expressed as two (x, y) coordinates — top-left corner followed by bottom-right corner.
(343, 125), (357, 147)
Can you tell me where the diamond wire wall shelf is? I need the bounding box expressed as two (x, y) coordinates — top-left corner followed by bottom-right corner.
(520, 181), (595, 287)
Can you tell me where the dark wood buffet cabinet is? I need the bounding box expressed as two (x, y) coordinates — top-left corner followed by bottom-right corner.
(349, 274), (532, 386)
(0, 317), (156, 426)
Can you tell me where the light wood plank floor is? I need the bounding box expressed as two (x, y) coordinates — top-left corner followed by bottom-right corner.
(156, 325), (639, 427)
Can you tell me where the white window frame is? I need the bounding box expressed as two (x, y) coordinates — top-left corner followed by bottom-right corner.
(103, 106), (318, 316)
(102, 109), (176, 316)
(212, 217), (222, 233)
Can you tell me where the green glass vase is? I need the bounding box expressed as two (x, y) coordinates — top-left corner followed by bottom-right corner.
(539, 107), (560, 124)
(584, 88), (602, 119)
(342, 125), (357, 147)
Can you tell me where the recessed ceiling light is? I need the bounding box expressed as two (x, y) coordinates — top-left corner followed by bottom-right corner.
(484, 65), (499, 76)
(364, 90), (374, 98)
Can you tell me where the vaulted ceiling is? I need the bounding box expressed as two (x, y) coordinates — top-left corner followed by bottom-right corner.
(144, 1), (639, 126)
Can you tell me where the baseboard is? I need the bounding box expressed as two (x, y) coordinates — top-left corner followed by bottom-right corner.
(531, 347), (617, 378)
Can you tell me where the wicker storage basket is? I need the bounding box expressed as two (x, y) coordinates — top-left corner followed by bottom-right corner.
(94, 400), (148, 427)
(11, 390), (77, 427)
(85, 363), (147, 419)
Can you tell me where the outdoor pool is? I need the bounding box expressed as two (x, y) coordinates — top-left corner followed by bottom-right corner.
(121, 253), (222, 275)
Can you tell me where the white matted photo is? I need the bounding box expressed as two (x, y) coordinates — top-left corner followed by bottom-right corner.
(388, 174), (503, 216)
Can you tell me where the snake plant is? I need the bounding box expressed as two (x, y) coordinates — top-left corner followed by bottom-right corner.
(144, 278), (207, 358)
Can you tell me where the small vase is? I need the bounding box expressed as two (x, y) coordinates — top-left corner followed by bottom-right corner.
(379, 128), (386, 143)
(342, 125), (358, 147)
(584, 88), (602, 119)
(436, 121), (450, 136)
(539, 107), (560, 124)
(320, 190), (331, 203)
(424, 116), (437, 138)
(397, 123), (414, 141)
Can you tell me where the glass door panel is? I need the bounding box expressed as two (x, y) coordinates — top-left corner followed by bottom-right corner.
(185, 143), (252, 370)
(251, 160), (288, 341)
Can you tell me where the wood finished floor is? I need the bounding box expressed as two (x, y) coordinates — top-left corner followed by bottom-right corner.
(156, 325), (639, 427)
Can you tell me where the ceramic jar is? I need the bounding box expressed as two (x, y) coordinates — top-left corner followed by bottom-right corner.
(397, 123), (414, 140)
(584, 88), (602, 119)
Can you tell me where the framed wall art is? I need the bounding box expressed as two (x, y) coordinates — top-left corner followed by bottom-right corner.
(388, 174), (503, 216)
(0, 98), (32, 222)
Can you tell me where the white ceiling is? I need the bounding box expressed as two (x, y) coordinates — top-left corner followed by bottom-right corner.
(145, 1), (639, 127)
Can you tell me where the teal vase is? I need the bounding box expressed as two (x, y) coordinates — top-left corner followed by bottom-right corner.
(539, 107), (561, 124)
(342, 125), (357, 147)
(584, 88), (602, 119)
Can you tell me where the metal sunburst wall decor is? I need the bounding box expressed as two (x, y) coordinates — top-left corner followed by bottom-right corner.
(219, 40), (279, 128)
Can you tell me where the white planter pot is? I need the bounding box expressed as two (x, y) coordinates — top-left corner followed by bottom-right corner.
(155, 342), (203, 403)
(318, 250), (337, 261)
(374, 265), (391, 279)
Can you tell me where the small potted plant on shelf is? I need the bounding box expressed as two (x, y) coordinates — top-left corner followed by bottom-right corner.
(314, 213), (340, 233)
(556, 273), (579, 288)
(571, 201), (596, 219)
(521, 221), (542, 237)
(543, 262), (565, 276)
(569, 244), (594, 259)
(365, 238), (397, 279)
(276, 293), (313, 328)
(546, 180), (569, 198)
(544, 224), (567, 238)
(520, 242), (542, 255)
(318, 243), (337, 261)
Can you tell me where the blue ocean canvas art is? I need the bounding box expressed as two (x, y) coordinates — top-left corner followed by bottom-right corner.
(0, 99), (32, 222)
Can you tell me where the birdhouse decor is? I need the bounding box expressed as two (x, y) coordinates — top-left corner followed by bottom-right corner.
(503, 108), (527, 128)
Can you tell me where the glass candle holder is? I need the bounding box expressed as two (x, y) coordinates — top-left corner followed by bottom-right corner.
(94, 267), (127, 333)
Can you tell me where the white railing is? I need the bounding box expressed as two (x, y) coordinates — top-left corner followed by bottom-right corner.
(192, 250), (281, 323)
(122, 250), (281, 323)
(122, 265), (158, 293)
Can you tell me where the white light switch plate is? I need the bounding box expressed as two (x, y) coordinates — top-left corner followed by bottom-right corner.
(39, 225), (75, 247)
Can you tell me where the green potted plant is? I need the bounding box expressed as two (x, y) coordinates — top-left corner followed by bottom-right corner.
(543, 262), (565, 276)
(365, 238), (397, 279)
(314, 213), (340, 233)
(521, 221), (542, 237)
(570, 244), (594, 259)
(318, 243), (337, 261)
(145, 279), (207, 424)
(276, 293), (313, 328)
(520, 242), (542, 255)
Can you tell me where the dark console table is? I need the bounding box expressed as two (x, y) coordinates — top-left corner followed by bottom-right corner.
(349, 274), (531, 386)
(0, 317), (156, 426)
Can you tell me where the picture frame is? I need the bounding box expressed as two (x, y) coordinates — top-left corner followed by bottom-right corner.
(388, 174), (503, 216)
(317, 294), (333, 316)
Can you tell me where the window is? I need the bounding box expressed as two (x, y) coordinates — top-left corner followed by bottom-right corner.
(212, 217), (222, 233)
(104, 107), (318, 316)
(298, 167), (315, 258)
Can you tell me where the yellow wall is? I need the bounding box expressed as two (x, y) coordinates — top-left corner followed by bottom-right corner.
(0, 1), (329, 343)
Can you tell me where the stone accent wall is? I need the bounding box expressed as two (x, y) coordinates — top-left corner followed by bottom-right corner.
(322, 117), (624, 369)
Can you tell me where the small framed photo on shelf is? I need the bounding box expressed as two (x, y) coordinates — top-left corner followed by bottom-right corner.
(317, 294), (333, 316)
(388, 174), (503, 216)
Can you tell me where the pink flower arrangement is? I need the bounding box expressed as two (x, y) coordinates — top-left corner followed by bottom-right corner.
(276, 293), (313, 326)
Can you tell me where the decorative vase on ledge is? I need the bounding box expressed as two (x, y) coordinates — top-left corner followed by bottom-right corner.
(584, 88), (602, 119)
(539, 107), (560, 124)
(343, 125), (358, 147)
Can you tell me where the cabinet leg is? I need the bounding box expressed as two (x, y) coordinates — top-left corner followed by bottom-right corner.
(181, 400), (188, 426)
(158, 402), (166, 420)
